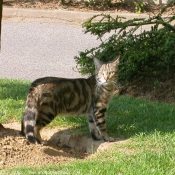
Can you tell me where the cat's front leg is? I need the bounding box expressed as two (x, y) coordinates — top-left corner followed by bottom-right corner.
(93, 107), (115, 142)
(88, 114), (102, 140)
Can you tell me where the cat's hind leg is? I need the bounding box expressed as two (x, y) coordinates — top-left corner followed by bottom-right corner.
(35, 110), (55, 144)
(34, 125), (46, 144)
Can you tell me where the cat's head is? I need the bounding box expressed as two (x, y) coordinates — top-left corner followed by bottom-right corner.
(94, 56), (119, 86)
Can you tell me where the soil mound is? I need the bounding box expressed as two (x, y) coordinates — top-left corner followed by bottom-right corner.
(0, 122), (121, 168)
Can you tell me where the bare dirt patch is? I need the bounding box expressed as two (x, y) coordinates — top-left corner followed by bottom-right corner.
(0, 122), (124, 168)
(0, 123), (79, 168)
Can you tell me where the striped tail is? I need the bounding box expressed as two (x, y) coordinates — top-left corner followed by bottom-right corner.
(21, 110), (36, 144)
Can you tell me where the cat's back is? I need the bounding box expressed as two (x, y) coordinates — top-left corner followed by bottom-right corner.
(26, 76), (96, 114)
(28, 76), (96, 101)
(30, 76), (95, 91)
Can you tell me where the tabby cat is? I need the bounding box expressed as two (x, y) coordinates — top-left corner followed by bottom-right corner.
(21, 57), (119, 144)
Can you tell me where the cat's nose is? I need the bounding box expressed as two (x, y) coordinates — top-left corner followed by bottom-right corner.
(104, 75), (109, 81)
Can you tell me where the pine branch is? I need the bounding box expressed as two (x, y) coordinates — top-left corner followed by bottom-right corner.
(83, 14), (173, 38)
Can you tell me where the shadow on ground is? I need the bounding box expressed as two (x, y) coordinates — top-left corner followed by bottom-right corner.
(46, 128), (124, 155)
(0, 122), (124, 168)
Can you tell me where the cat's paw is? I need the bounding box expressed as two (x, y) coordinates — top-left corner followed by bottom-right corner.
(40, 140), (48, 145)
(36, 138), (47, 145)
(103, 136), (115, 142)
(91, 130), (102, 141)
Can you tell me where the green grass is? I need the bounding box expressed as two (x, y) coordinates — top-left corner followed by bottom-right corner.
(0, 79), (30, 122)
(1, 78), (175, 174)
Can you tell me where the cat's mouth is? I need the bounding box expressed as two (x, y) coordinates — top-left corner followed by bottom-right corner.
(100, 80), (114, 86)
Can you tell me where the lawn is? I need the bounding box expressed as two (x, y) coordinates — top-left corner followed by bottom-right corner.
(1, 78), (175, 174)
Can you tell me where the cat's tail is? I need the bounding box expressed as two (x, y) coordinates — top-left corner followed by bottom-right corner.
(21, 109), (36, 144)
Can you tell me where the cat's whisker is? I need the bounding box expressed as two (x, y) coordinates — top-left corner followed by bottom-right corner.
(111, 81), (117, 85)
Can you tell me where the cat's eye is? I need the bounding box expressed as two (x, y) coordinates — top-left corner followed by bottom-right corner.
(98, 72), (104, 76)
(109, 71), (115, 75)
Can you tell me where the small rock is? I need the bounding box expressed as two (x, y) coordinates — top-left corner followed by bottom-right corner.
(2, 152), (7, 157)
(6, 145), (12, 149)
(0, 161), (4, 165)
(2, 146), (7, 149)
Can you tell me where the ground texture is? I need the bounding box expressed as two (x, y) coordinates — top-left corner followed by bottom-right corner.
(0, 122), (120, 168)
(0, 123), (83, 168)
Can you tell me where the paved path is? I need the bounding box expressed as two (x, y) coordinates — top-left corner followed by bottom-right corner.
(3, 8), (149, 24)
(0, 17), (101, 80)
(0, 8), (149, 81)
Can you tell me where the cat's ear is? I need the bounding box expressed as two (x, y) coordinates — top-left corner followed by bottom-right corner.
(93, 57), (103, 69)
(112, 56), (120, 65)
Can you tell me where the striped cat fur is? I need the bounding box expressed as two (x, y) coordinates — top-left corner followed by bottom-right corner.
(21, 57), (119, 144)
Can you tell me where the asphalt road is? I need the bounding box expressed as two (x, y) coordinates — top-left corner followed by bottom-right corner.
(0, 8), (150, 81)
(0, 17), (101, 81)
